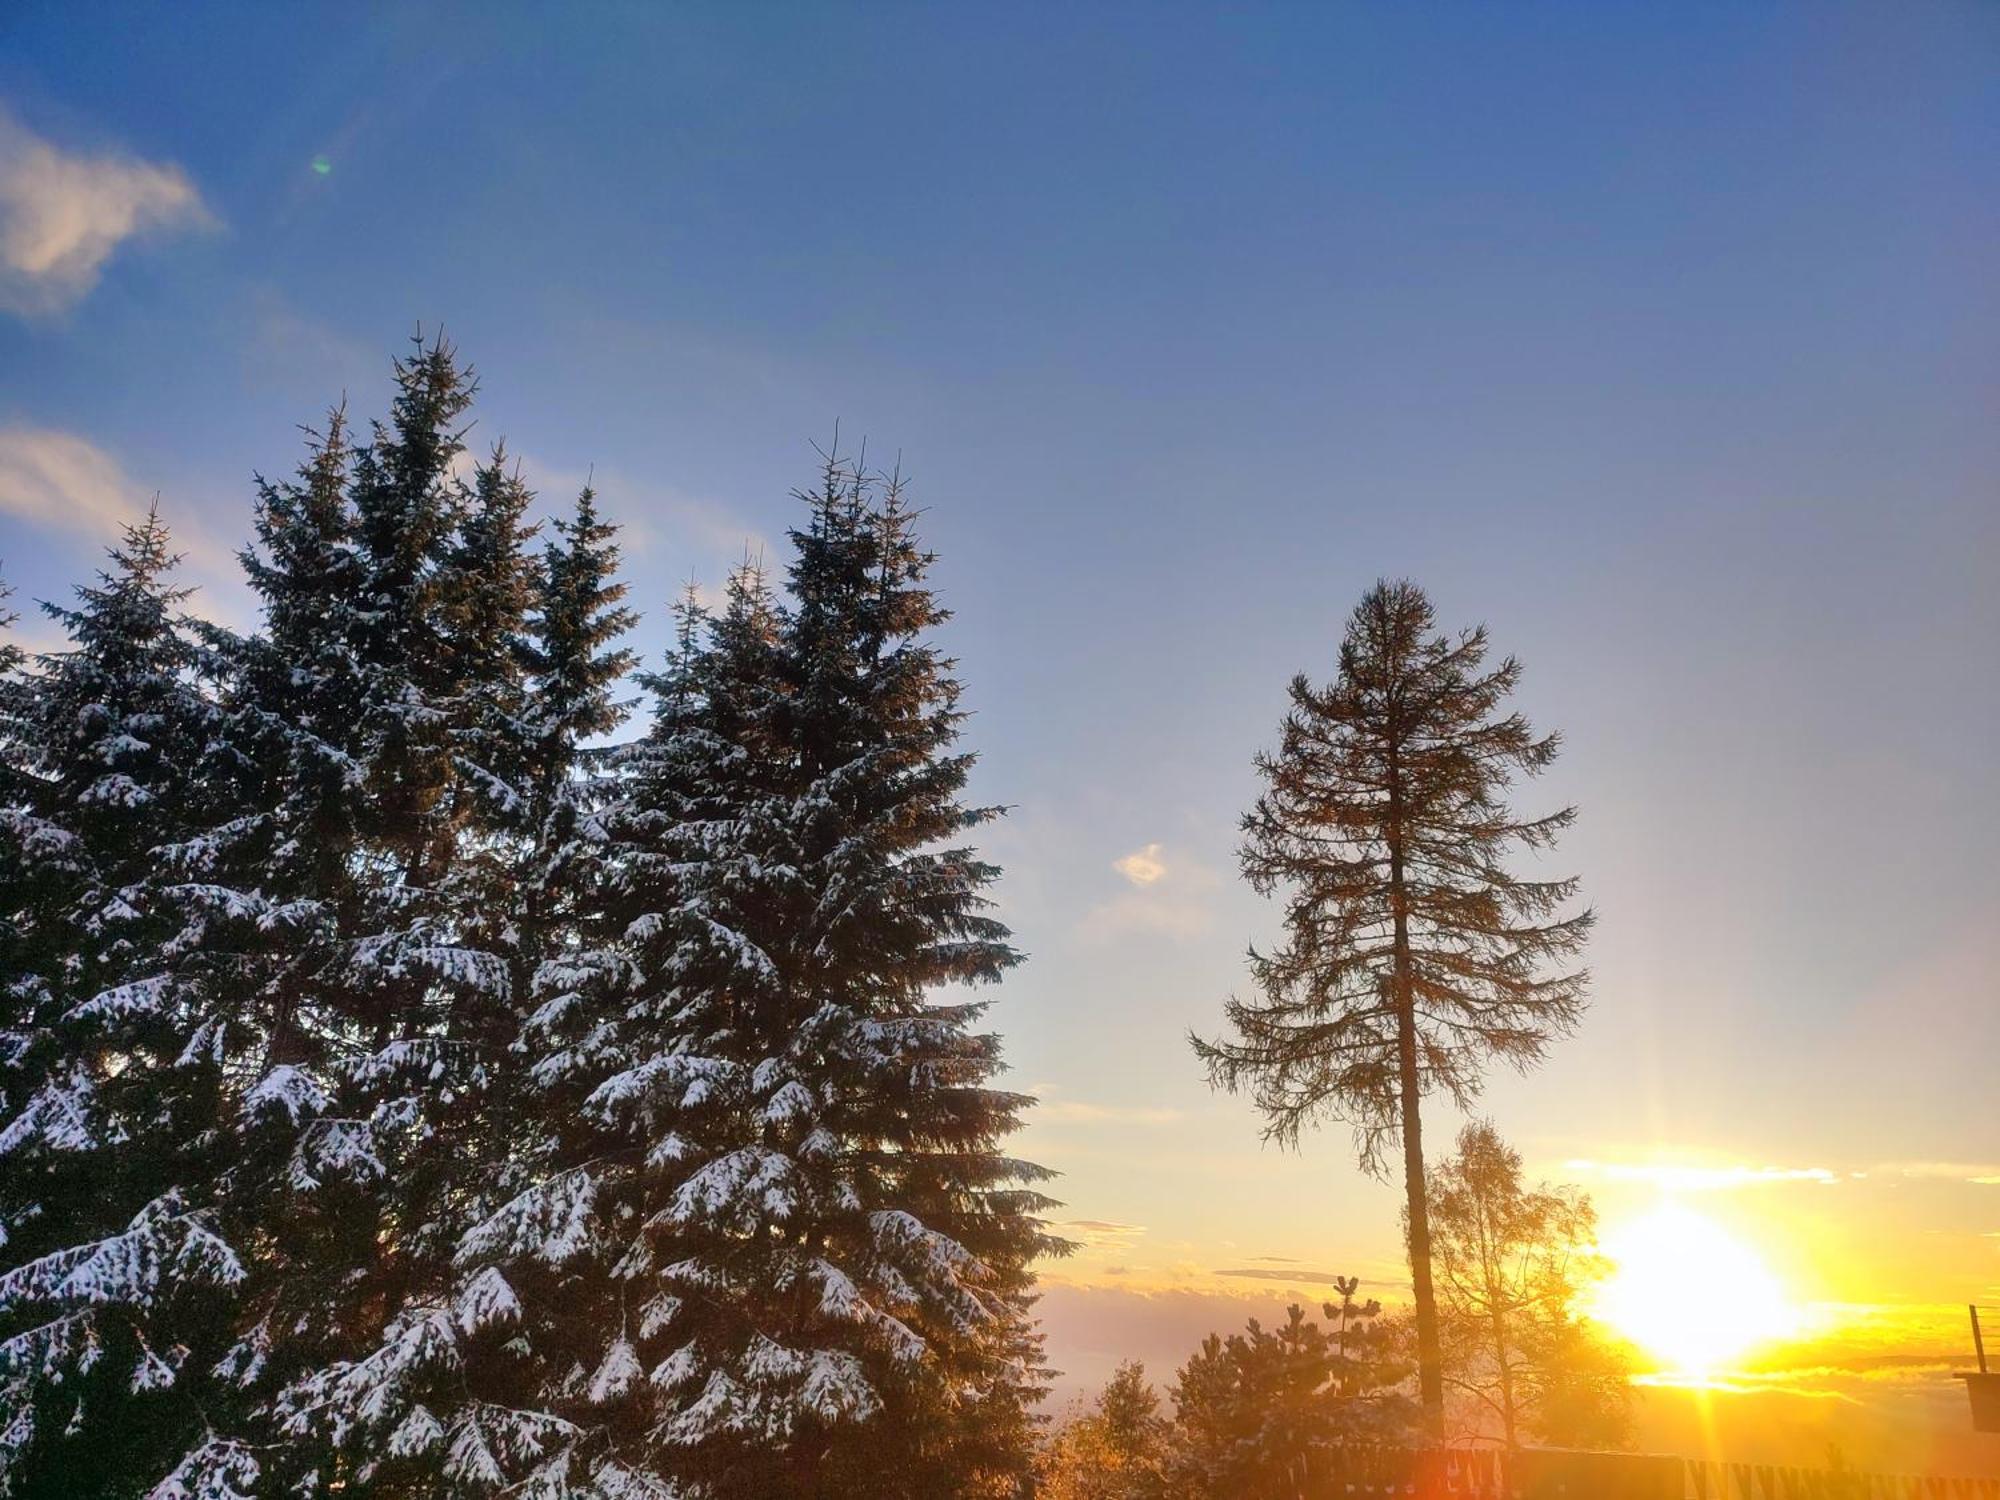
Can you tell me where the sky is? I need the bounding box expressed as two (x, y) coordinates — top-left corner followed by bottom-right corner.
(1, 0), (1996, 1475)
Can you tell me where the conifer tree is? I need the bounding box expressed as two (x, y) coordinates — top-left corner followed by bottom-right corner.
(702, 461), (1057, 1496)
(286, 482), (641, 1499)
(239, 339), (568, 1497)
(1168, 1288), (1412, 1498)
(459, 456), (1061, 1499)
(0, 349), (1058, 1499)
(71, 412), (382, 1500)
(512, 485), (637, 970)
(0, 511), (248, 1497)
(1035, 1362), (1170, 1500)
(0, 565), (42, 1073)
(125, 338), (528, 1499)
(1192, 580), (1591, 1434)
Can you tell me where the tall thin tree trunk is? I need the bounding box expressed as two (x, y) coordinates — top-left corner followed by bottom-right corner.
(1388, 744), (1446, 1435)
(1493, 1310), (1519, 1449)
(1397, 956), (1444, 1434)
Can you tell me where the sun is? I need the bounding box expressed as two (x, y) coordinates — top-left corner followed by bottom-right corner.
(1591, 1202), (1799, 1375)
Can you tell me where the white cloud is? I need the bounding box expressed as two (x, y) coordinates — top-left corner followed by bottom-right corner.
(1113, 842), (1167, 886)
(243, 288), (381, 398)
(0, 105), (215, 316)
(1214, 1266), (1389, 1287)
(1079, 841), (1220, 943)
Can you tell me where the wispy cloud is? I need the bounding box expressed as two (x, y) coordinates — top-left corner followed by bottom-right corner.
(0, 105), (215, 316)
(1563, 1158), (1841, 1192)
(0, 423), (156, 539)
(0, 424), (237, 591)
(242, 288), (382, 399)
(1061, 1219), (1148, 1249)
(511, 453), (768, 578)
(1871, 1161), (2000, 1186)
(1214, 1267), (1387, 1287)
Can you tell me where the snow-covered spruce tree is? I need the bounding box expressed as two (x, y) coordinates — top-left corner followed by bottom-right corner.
(0, 511), (257, 1498)
(448, 456), (1061, 1498)
(115, 337), (533, 1500)
(114, 406), (390, 1500)
(285, 482), (644, 1499)
(230, 339), (562, 1497)
(738, 467), (1060, 1495)
(513, 485), (637, 963)
(431, 565), (793, 1499)
(440, 446), (540, 874)
(439, 483), (640, 1488)
(605, 460), (1054, 1497)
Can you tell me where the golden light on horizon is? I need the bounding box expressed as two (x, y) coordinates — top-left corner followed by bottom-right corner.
(1592, 1202), (1800, 1376)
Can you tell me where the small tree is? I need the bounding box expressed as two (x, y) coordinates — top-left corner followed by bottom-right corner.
(1193, 580), (1591, 1431)
(1037, 1362), (1170, 1500)
(1420, 1122), (1630, 1449)
(1168, 1289), (1413, 1499)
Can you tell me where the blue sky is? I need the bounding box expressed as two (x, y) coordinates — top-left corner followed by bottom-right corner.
(1, 1), (1997, 1458)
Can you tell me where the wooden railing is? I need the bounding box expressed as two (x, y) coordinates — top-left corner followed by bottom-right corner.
(1299, 1445), (1682, 1497)
(1684, 1461), (2000, 1499)
(1294, 1448), (2000, 1498)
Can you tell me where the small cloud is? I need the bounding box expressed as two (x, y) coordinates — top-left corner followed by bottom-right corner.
(1113, 842), (1167, 887)
(1079, 841), (1221, 944)
(511, 453), (769, 572)
(0, 105), (215, 316)
(1215, 1268), (1390, 1288)
(1062, 1220), (1148, 1249)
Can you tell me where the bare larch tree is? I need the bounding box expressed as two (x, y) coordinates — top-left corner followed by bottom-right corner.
(1192, 579), (1592, 1433)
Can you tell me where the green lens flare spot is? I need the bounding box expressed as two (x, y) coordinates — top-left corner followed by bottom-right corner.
(310, 155), (332, 176)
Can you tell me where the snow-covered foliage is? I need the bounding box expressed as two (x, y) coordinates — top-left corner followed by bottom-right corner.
(0, 352), (1056, 1500)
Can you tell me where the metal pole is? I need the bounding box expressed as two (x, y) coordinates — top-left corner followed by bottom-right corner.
(1974, 1304), (1989, 1375)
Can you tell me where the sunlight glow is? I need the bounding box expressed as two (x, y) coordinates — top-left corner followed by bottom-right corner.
(1592, 1202), (1799, 1376)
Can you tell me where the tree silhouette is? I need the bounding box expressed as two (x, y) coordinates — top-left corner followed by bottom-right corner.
(1168, 1293), (1413, 1497)
(1193, 579), (1592, 1432)
(1421, 1122), (1630, 1449)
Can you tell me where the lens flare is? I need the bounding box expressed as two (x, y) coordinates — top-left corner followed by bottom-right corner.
(1592, 1201), (1798, 1375)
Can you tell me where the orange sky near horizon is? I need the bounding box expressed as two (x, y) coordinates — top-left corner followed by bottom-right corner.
(1016, 1096), (2000, 1477)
